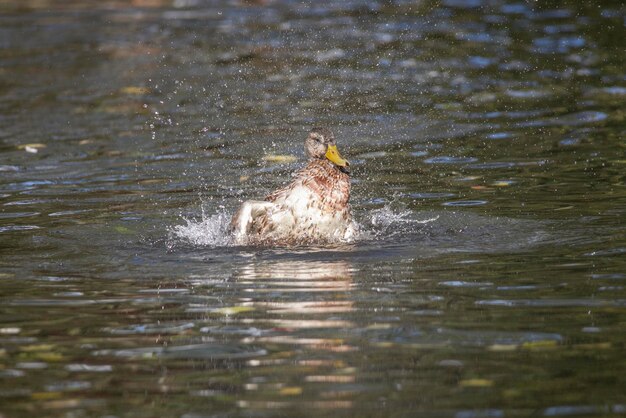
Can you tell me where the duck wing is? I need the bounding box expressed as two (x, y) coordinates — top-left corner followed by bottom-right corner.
(230, 200), (274, 243)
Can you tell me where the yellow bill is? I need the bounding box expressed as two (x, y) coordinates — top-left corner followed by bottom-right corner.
(325, 144), (349, 167)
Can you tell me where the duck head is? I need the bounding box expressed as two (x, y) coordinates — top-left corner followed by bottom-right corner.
(305, 127), (350, 172)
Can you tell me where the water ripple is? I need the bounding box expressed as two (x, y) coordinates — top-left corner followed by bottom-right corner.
(93, 343), (267, 360)
(0, 212), (40, 219)
(543, 405), (623, 416)
(476, 299), (626, 307)
(104, 322), (195, 335)
(0, 225), (41, 233)
(443, 200), (488, 207)
(424, 156), (478, 164)
(65, 364), (113, 373)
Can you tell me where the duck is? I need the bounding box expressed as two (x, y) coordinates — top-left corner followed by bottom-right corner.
(231, 127), (355, 245)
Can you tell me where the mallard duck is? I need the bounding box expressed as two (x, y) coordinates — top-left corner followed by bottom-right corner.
(231, 127), (355, 245)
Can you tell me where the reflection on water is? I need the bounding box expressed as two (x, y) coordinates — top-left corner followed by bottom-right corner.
(229, 260), (359, 411)
(1, 0), (625, 416)
(236, 260), (354, 291)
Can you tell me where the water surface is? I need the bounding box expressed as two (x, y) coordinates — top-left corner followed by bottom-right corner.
(1, 0), (625, 417)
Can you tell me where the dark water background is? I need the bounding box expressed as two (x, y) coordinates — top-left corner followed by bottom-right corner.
(0, 0), (625, 417)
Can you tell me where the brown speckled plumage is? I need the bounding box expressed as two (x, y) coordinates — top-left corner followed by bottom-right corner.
(266, 159), (350, 211)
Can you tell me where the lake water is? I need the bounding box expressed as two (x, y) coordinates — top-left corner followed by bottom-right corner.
(1, 0), (625, 417)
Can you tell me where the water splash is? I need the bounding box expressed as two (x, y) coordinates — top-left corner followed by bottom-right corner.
(170, 204), (439, 248)
(170, 207), (233, 247)
(367, 206), (439, 239)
